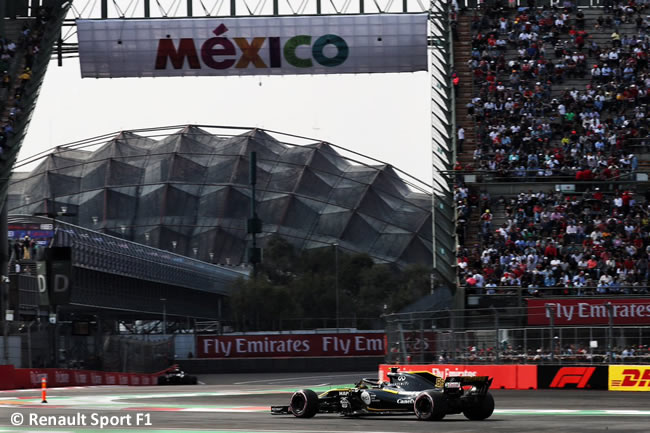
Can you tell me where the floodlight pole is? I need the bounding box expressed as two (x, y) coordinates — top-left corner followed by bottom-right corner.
(0, 1), (5, 36)
(334, 243), (339, 331)
(248, 152), (263, 330)
(1, 202), (9, 364)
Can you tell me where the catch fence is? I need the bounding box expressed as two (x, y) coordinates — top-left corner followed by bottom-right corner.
(384, 307), (650, 365)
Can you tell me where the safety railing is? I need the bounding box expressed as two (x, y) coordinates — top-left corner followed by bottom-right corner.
(384, 304), (650, 364)
(456, 0), (605, 9)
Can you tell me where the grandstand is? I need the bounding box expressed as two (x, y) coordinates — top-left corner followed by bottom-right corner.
(452, 0), (650, 304)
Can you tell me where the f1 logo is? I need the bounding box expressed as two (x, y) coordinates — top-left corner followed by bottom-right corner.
(550, 367), (596, 388)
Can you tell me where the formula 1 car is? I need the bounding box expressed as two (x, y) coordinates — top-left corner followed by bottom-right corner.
(157, 367), (198, 385)
(271, 367), (494, 421)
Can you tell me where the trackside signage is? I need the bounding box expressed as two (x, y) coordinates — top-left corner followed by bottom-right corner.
(537, 365), (608, 390)
(378, 364), (538, 390)
(609, 366), (650, 391)
(77, 14), (427, 78)
(527, 298), (650, 325)
(196, 333), (385, 358)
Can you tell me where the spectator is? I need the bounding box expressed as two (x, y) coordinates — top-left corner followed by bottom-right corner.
(458, 126), (465, 153)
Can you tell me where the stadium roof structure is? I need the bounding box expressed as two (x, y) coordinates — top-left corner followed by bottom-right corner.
(8, 125), (433, 268)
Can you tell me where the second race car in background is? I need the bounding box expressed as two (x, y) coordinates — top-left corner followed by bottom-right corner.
(157, 367), (198, 385)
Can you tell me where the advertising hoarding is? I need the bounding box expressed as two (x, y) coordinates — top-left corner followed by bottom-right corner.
(77, 14), (428, 78)
(527, 298), (650, 326)
(537, 365), (608, 390)
(609, 365), (650, 391)
(197, 332), (385, 358)
(378, 364), (537, 390)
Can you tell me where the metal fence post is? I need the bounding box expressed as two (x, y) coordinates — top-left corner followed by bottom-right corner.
(491, 306), (499, 362)
(546, 304), (555, 363)
(606, 302), (613, 363)
(419, 319), (425, 364)
(523, 328), (527, 364)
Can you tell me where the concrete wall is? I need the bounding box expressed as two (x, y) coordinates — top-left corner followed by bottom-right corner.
(173, 334), (195, 359)
(0, 336), (21, 366)
(177, 356), (384, 374)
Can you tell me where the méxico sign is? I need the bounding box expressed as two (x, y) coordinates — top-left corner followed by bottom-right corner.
(77, 14), (427, 78)
(197, 332), (385, 358)
(527, 298), (650, 325)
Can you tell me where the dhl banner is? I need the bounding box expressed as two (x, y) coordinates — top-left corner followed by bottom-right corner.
(609, 365), (650, 391)
(77, 14), (428, 78)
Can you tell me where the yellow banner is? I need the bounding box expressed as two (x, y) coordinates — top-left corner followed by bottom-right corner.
(609, 366), (650, 391)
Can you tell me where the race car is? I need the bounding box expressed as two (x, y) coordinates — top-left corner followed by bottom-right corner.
(271, 367), (494, 421)
(157, 367), (198, 385)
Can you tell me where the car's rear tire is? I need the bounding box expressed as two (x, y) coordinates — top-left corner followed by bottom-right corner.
(157, 376), (168, 385)
(463, 392), (495, 420)
(414, 390), (447, 421)
(289, 389), (319, 418)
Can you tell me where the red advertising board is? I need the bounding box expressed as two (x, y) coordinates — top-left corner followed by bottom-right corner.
(197, 333), (385, 358)
(9, 368), (163, 389)
(0, 365), (15, 390)
(105, 372), (118, 385)
(527, 298), (650, 325)
(379, 364), (537, 390)
(74, 371), (90, 386)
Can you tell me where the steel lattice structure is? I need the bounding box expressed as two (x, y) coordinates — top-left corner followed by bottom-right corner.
(8, 125), (435, 268)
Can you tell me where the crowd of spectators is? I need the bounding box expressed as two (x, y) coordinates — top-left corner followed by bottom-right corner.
(432, 342), (650, 364)
(10, 235), (37, 260)
(455, 0), (650, 296)
(462, 0), (649, 179)
(457, 187), (650, 294)
(0, 6), (52, 157)
(394, 338), (650, 364)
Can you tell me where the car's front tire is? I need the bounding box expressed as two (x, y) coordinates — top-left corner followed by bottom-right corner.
(289, 389), (319, 418)
(463, 392), (495, 420)
(414, 390), (447, 421)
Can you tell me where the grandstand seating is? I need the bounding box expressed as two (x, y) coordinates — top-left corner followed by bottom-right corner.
(0, 2), (70, 209)
(453, 0), (650, 296)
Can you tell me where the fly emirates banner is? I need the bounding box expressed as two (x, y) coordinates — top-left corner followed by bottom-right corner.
(77, 14), (428, 78)
(527, 298), (650, 325)
(197, 332), (385, 358)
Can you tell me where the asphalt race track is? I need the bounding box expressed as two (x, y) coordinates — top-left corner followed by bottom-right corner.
(0, 371), (648, 432)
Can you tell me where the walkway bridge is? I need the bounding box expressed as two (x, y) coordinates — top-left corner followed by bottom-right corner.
(8, 215), (248, 323)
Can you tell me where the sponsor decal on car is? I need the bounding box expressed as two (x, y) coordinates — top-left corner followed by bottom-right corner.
(397, 398), (414, 404)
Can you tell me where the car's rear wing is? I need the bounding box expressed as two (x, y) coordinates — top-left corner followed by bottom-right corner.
(443, 376), (493, 395)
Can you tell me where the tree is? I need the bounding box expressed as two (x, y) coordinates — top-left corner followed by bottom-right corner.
(226, 237), (433, 331)
(260, 234), (297, 285)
